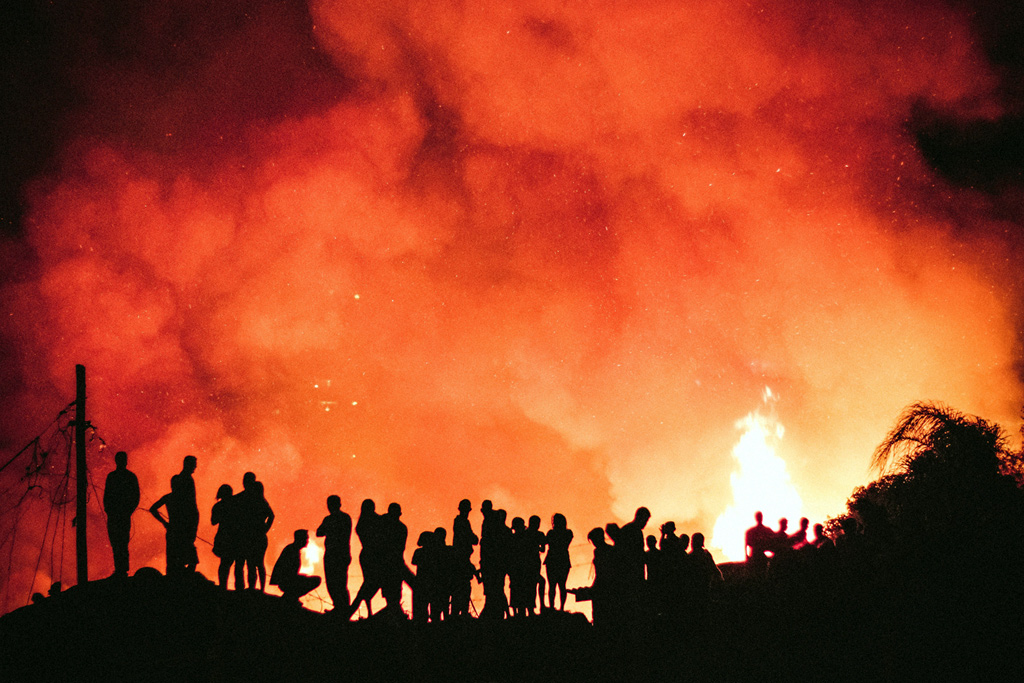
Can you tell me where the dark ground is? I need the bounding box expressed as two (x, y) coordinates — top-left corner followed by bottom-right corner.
(2, 563), (1020, 683)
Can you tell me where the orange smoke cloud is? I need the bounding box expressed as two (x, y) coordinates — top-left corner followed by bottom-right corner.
(1, 0), (1021, 613)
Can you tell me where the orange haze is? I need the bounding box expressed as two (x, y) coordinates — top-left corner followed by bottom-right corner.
(1, 0), (1021, 614)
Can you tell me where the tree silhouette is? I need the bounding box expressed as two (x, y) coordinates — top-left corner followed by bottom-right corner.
(871, 401), (1022, 481)
(823, 403), (1024, 678)
(853, 402), (1024, 555)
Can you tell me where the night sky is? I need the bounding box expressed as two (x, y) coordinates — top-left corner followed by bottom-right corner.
(2, 0), (1023, 614)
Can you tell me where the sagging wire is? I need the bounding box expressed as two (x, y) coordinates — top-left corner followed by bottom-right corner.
(0, 403), (94, 609)
(0, 491), (30, 610)
(0, 402), (73, 478)
(26, 483), (60, 605)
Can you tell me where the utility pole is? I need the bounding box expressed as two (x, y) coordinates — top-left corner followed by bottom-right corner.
(75, 364), (88, 586)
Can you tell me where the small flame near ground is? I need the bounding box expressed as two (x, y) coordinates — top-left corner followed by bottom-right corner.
(710, 388), (803, 561)
(301, 539), (322, 575)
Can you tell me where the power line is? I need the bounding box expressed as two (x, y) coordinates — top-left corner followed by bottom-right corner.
(26, 485), (60, 604)
(0, 403), (74, 477)
(1, 401), (98, 609)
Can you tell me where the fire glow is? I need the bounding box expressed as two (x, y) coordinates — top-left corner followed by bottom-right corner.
(711, 388), (803, 562)
(1, 1), (1022, 614)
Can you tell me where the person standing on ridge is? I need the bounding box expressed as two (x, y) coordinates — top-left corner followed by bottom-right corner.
(451, 499), (478, 617)
(316, 495), (353, 614)
(103, 451), (140, 578)
(150, 455), (199, 577)
(744, 511), (772, 577)
(544, 513), (573, 612)
(379, 502), (409, 618)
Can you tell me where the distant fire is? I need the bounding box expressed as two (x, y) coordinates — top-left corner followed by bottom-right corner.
(711, 389), (803, 561)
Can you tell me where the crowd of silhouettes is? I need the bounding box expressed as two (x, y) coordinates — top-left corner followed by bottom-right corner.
(744, 511), (833, 578)
(102, 452), (837, 625)
(14, 402), (1019, 683)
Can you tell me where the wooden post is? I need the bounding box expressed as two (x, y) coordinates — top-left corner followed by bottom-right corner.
(75, 364), (88, 586)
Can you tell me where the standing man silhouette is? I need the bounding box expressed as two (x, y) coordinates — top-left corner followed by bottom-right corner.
(745, 511), (771, 577)
(103, 451), (140, 578)
(451, 499), (478, 617)
(452, 499), (478, 559)
(379, 502), (408, 617)
(316, 495), (352, 614)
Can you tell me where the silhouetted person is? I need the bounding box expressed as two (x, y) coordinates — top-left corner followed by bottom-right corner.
(618, 507), (650, 621)
(237, 473), (274, 590)
(620, 507), (650, 582)
(211, 484), (242, 588)
(479, 500), (509, 619)
(252, 481), (272, 588)
(645, 534), (664, 615)
(478, 500), (495, 605)
(688, 532), (722, 631)
(645, 534), (661, 582)
(379, 502), (409, 617)
(429, 527), (452, 621)
(544, 513), (573, 611)
(411, 530), (434, 622)
(679, 533), (691, 553)
(149, 455), (199, 577)
(350, 499), (383, 617)
(774, 517), (790, 553)
(527, 515), (546, 613)
(745, 511), (771, 577)
(659, 522), (686, 573)
(809, 523), (832, 550)
(479, 499), (495, 552)
(316, 495), (352, 614)
(452, 499), (478, 557)
(450, 537), (477, 619)
(103, 451), (139, 578)
(495, 509), (513, 618)
(572, 527), (618, 626)
(660, 524), (688, 618)
(451, 499), (478, 617)
(270, 529), (321, 604)
(789, 517), (810, 550)
(659, 521), (680, 553)
(509, 517), (535, 617)
(689, 532), (723, 593)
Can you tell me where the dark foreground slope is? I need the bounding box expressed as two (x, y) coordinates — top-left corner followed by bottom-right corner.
(2, 563), (1020, 683)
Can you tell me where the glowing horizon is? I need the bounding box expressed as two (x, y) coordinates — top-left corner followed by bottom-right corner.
(710, 388), (803, 562)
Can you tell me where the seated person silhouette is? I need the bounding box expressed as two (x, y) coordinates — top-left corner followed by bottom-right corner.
(270, 529), (321, 604)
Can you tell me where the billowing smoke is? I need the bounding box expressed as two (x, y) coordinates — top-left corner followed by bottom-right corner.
(2, 0), (1022, 613)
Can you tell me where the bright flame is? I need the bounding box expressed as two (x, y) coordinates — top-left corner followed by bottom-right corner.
(301, 539), (322, 575)
(711, 388), (803, 561)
